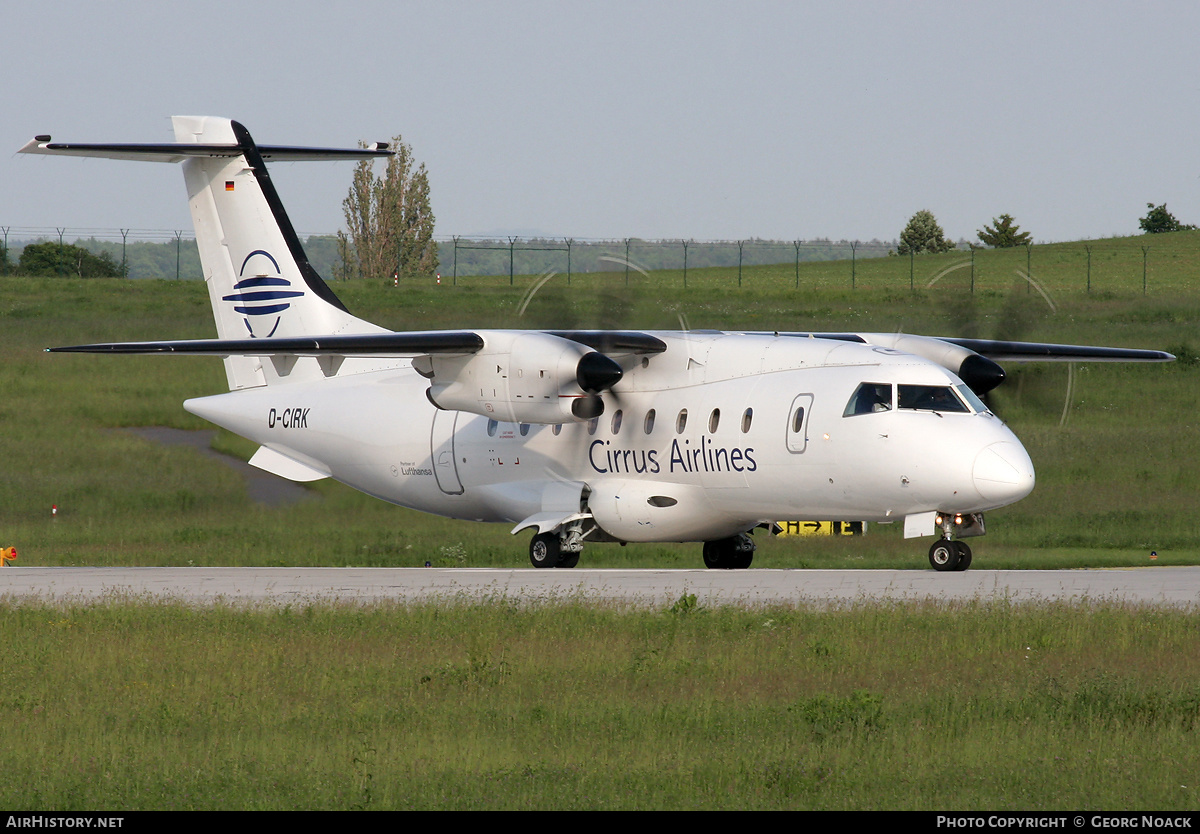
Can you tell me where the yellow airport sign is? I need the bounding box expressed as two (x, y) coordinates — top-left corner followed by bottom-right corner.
(776, 521), (865, 537)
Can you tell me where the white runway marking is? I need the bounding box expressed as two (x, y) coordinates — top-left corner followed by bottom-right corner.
(2, 567), (1198, 608)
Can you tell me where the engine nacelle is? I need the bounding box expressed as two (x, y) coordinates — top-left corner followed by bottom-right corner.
(419, 331), (603, 424)
(858, 333), (1005, 394)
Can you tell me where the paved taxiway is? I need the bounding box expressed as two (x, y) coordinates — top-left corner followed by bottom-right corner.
(2, 567), (1198, 608)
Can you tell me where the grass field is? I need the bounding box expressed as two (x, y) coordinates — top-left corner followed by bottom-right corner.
(2, 598), (1199, 810)
(3, 234), (1199, 810)
(1, 232), (1198, 568)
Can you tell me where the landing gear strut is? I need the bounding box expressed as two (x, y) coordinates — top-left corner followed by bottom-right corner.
(702, 533), (755, 569)
(928, 539), (972, 572)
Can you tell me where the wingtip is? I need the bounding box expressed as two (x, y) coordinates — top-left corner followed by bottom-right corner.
(18, 137), (50, 155)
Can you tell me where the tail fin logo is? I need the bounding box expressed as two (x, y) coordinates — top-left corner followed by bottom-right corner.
(222, 250), (304, 337)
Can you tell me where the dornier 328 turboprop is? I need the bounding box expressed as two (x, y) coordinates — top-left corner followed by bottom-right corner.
(21, 117), (1174, 571)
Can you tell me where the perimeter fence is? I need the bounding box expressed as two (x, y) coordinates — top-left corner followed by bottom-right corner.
(3, 225), (1198, 296)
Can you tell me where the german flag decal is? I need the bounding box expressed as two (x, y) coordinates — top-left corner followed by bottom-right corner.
(225, 181), (235, 191)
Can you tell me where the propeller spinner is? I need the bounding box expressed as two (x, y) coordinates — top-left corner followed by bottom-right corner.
(572, 351), (624, 419)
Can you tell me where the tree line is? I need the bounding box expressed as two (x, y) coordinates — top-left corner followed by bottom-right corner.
(895, 201), (1195, 256)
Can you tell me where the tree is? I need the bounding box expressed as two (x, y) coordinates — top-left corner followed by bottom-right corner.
(897, 210), (955, 255)
(1139, 203), (1195, 234)
(18, 241), (123, 277)
(341, 136), (437, 280)
(976, 214), (1032, 248)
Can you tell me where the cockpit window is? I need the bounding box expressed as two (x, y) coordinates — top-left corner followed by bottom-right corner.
(897, 384), (969, 413)
(843, 383), (892, 416)
(955, 384), (990, 414)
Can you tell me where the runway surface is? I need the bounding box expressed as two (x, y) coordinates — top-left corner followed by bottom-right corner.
(2, 566), (1198, 608)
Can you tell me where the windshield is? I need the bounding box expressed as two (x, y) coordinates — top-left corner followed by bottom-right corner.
(955, 383), (990, 414)
(897, 384), (969, 413)
(843, 383), (892, 416)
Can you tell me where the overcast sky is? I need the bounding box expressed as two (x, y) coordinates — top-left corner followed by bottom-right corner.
(5, 1), (1199, 244)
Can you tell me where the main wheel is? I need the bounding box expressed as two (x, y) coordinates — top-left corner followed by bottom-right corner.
(703, 540), (729, 569)
(929, 539), (961, 572)
(557, 550), (580, 569)
(952, 541), (972, 571)
(703, 536), (755, 569)
(529, 533), (562, 568)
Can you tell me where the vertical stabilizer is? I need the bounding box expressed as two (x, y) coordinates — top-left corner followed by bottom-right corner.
(171, 117), (386, 389)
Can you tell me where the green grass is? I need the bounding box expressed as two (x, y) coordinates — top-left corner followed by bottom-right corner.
(1, 598), (1197, 810)
(1, 230), (1198, 568)
(3, 245), (1200, 811)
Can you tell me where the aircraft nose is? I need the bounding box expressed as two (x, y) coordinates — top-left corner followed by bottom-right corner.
(972, 441), (1035, 505)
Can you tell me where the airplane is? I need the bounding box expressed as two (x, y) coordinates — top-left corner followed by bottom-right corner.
(20, 117), (1174, 572)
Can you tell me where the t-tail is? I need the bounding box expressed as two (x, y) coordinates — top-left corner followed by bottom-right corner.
(20, 116), (392, 389)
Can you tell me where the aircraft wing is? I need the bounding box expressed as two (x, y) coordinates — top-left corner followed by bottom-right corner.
(47, 329), (667, 357)
(775, 332), (1174, 363)
(541, 331), (666, 355)
(47, 332), (486, 356)
(936, 338), (1175, 363)
(763, 331), (1173, 395)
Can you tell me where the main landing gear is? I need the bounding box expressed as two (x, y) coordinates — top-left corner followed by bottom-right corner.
(702, 533), (755, 570)
(528, 531), (581, 568)
(529, 529), (758, 569)
(928, 539), (972, 572)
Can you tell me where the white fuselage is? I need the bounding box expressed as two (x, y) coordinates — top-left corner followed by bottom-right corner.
(184, 332), (1035, 543)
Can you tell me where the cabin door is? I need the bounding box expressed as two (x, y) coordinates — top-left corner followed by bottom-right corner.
(786, 394), (814, 453)
(430, 410), (465, 495)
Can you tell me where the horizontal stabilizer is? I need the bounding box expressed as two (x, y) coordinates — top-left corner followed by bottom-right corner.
(18, 138), (391, 164)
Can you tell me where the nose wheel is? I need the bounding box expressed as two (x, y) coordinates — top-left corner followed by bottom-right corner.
(928, 539), (972, 572)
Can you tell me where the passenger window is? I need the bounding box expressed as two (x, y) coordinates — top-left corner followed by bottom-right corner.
(708, 408), (720, 433)
(843, 383), (892, 416)
(792, 407), (804, 434)
(611, 409), (623, 434)
(676, 409), (688, 433)
(587, 417), (599, 435)
(552, 424), (562, 436)
(487, 419), (498, 437)
(644, 409), (656, 434)
(519, 423), (530, 436)
(742, 408), (753, 433)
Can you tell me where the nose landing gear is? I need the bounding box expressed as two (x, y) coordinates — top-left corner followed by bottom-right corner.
(928, 539), (972, 571)
(927, 511), (982, 571)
